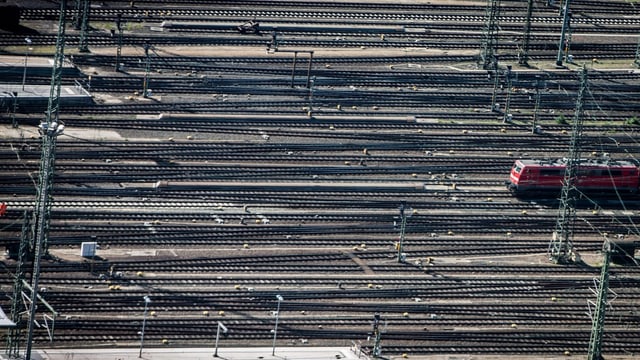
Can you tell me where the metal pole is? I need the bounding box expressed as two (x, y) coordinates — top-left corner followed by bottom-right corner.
(563, 14), (572, 63)
(142, 42), (151, 97)
(587, 240), (612, 360)
(556, 0), (571, 66)
(270, 30), (278, 51)
(634, 35), (640, 68)
(306, 51), (314, 88)
(24, 0), (67, 356)
(490, 56), (499, 112)
(78, 0), (90, 53)
(290, 51), (298, 88)
(272, 295), (283, 356)
(308, 76), (315, 117)
(138, 296), (151, 358)
(10, 92), (18, 128)
(22, 38), (31, 91)
(532, 78), (541, 134)
(214, 321), (227, 357)
(73, 0), (82, 30)
(518, 0), (534, 66)
(115, 14), (123, 72)
(5, 210), (30, 357)
(479, 0), (500, 70)
(24, 127), (60, 360)
(397, 203), (407, 263)
(372, 313), (382, 357)
(502, 65), (512, 123)
(557, 0), (564, 15)
(214, 324), (221, 357)
(549, 66), (586, 264)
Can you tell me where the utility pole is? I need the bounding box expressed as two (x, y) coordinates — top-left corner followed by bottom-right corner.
(518, 0), (534, 66)
(78, 0), (91, 53)
(24, 0), (67, 358)
(587, 240), (613, 360)
(502, 65), (512, 123)
(549, 66), (587, 264)
(479, 0), (501, 70)
(556, 0), (572, 66)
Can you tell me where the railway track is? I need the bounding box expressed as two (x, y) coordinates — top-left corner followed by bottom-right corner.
(1, 0), (640, 358)
(5, 0), (639, 63)
(2, 269), (639, 352)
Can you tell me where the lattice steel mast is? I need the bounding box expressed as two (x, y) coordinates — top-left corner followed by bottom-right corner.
(372, 313), (382, 357)
(556, 0), (572, 66)
(78, 0), (91, 53)
(518, 0), (534, 65)
(5, 211), (31, 357)
(587, 240), (613, 360)
(479, 0), (500, 70)
(24, 0), (68, 358)
(549, 66), (587, 264)
(72, 0), (82, 30)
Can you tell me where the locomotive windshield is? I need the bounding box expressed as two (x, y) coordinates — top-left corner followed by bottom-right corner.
(512, 164), (522, 173)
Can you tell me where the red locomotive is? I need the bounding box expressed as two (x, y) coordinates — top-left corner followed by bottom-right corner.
(507, 159), (640, 194)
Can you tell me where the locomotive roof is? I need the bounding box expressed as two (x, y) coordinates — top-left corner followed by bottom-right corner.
(516, 158), (638, 167)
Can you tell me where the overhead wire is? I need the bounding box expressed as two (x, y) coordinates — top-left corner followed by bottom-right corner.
(559, 70), (640, 263)
(533, 64), (640, 263)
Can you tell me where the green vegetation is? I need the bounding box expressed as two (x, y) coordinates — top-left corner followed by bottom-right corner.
(124, 22), (145, 32)
(91, 21), (144, 33)
(555, 114), (567, 125)
(625, 116), (640, 126)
